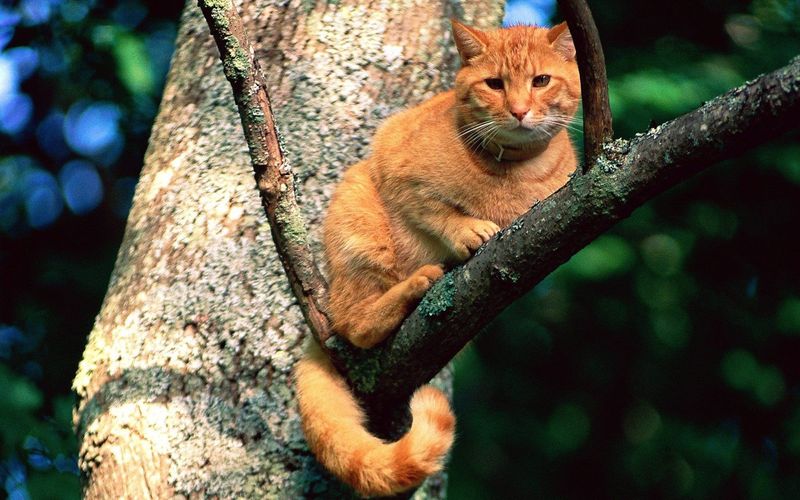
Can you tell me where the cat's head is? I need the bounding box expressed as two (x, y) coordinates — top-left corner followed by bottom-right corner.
(451, 20), (581, 150)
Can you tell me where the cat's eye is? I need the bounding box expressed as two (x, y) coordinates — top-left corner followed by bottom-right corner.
(533, 75), (551, 87)
(485, 78), (504, 90)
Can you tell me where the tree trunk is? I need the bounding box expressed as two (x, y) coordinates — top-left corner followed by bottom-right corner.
(72, 0), (501, 497)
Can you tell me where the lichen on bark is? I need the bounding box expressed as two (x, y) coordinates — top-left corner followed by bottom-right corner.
(417, 274), (457, 318)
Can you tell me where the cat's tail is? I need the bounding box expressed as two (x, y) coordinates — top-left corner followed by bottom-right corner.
(294, 342), (455, 497)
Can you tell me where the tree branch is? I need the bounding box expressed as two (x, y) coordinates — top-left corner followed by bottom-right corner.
(557, 0), (613, 169)
(197, 0), (332, 343)
(334, 56), (800, 415)
(200, 0), (799, 440)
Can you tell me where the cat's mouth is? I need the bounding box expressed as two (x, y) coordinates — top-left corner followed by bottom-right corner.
(499, 123), (553, 142)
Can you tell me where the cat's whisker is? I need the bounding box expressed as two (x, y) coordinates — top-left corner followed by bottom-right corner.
(458, 119), (493, 131)
(560, 125), (584, 133)
(456, 120), (505, 154)
(548, 122), (582, 131)
(461, 130), (485, 152)
(468, 128), (494, 153)
(551, 119), (581, 126)
(481, 126), (507, 155)
(473, 125), (500, 153)
(542, 117), (583, 133)
(479, 126), (499, 150)
(456, 126), (481, 140)
(464, 123), (497, 138)
(456, 120), (496, 140)
(547, 116), (580, 124)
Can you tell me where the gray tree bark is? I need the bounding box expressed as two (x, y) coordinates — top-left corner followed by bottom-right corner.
(72, 0), (501, 498)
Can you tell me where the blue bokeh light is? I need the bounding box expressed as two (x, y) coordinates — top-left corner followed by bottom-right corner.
(503, 0), (556, 27)
(59, 160), (104, 215)
(0, 48), (33, 135)
(26, 453), (51, 471)
(53, 454), (79, 475)
(8, 487), (31, 500)
(60, 1), (90, 23)
(22, 437), (51, 471)
(22, 169), (63, 229)
(0, 30), (14, 50)
(146, 26), (177, 84)
(0, 325), (24, 359)
(5, 46), (39, 80)
(0, 6), (20, 49)
(36, 112), (70, 159)
(0, 7), (22, 49)
(0, 7), (22, 28)
(22, 436), (42, 452)
(20, 0), (59, 26)
(63, 100), (123, 159)
(0, 54), (17, 97)
(36, 43), (68, 75)
(3, 458), (29, 500)
(112, 2), (148, 29)
(94, 131), (124, 167)
(0, 92), (33, 134)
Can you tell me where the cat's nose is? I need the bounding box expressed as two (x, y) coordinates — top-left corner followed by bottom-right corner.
(510, 108), (529, 122)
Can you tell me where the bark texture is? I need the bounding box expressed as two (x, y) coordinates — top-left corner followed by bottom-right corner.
(557, 0), (612, 168)
(72, 0), (501, 498)
(198, 0), (332, 345)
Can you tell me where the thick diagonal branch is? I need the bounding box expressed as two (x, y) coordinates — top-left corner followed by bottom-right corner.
(335, 57), (800, 415)
(558, 0), (613, 169)
(198, 0), (331, 343)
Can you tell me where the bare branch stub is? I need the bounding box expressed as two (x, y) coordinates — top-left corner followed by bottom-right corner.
(557, 0), (613, 170)
(197, 0), (332, 344)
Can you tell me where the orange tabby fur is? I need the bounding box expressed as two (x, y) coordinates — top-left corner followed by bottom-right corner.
(295, 20), (580, 496)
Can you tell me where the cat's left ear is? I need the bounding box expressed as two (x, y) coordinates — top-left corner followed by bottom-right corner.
(451, 19), (488, 64)
(547, 22), (575, 61)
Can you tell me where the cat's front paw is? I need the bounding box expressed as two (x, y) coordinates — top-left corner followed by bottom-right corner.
(450, 218), (500, 261)
(407, 264), (445, 298)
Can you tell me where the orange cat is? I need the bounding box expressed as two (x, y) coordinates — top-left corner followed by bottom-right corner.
(295, 20), (580, 496)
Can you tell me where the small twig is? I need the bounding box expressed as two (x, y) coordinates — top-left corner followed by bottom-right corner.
(558, 0), (613, 170)
(197, 0), (332, 344)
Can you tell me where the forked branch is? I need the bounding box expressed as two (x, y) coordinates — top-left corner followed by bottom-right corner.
(197, 0), (332, 344)
(557, 0), (613, 169)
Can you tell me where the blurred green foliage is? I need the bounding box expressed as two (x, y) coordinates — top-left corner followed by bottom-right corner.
(0, 0), (798, 498)
(450, 1), (800, 498)
(0, 1), (181, 497)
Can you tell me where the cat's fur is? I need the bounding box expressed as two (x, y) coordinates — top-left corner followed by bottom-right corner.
(295, 20), (580, 496)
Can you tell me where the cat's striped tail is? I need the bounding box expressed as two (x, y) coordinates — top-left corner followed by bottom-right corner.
(294, 342), (455, 496)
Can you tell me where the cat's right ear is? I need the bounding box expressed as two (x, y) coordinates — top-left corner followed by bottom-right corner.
(451, 20), (488, 64)
(547, 22), (576, 61)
